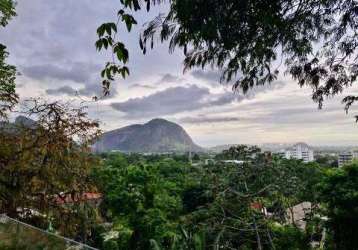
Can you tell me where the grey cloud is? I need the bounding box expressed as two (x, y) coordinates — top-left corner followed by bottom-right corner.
(180, 115), (240, 124)
(46, 81), (118, 98)
(22, 62), (100, 83)
(191, 70), (288, 93)
(157, 73), (184, 84)
(111, 84), (238, 119)
(46, 86), (77, 96)
(232, 97), (351, 127)
(129, 84), (156, 89)
(265, 107), (348, 126)
(110, 80), (285, 119)
(211, 93), (241, 106)
(251, 80), (286, 92)
(191, 70), (221, 83)
(111, 85), (210, 118)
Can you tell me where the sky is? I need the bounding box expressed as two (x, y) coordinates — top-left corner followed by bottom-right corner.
(0, 0), (357, 147)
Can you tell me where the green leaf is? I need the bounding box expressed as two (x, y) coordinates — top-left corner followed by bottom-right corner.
(150, 239), (161, 250)
(139, 37), (144, 50)
(105, 68), (111, 80)
(114, 43), (129, 63)
(123, 66), (130, 76)
(118, 9), (125, 16)
(103, 38), (108, 49)
(105, 23), (112, 36)
(122, 14), (137, 32)
(96, 24), (106, 37)
(180, 227), (189, 240)
(146, 0), (150, 12)
(108, 22), (117, 33)
(133, 0), (141, 11)
(95, 40), (103, 51)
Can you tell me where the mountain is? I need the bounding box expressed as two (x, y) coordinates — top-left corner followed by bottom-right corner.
(14, 116), (37, 128)
(0, 116), (37, 132)
(93, 118), (203, 153)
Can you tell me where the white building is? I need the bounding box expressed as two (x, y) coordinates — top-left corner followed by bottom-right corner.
(353, 150), (358, 159)
(338, 150), (358, 167)
(279, 143), (314, 162)
(277, 150), (291, 160)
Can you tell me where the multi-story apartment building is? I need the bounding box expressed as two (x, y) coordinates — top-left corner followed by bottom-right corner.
(278, 143), (314, 162)
(338, 152), (355, 167)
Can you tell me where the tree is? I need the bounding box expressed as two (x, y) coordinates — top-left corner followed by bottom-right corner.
(216, 145), (262, 161)
(95, 155), (187, 249)
(315, 154), (339, 168)
(0, 0), (18, 120)
(97, 0), (358, 119)
(183, 146), (276, 249)
(181, 146), (322, 249)
(0, 98), (101, 240)
(319, 163), (358, 249)
(0, 0), (16, 27)
(0, 45), (17, 120)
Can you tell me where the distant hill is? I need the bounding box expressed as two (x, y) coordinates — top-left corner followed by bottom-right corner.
(208, 144), (239, 153)
(14, 116), (37, 128)
(93, 118), (203, 153)
(0, 116), (37, 132)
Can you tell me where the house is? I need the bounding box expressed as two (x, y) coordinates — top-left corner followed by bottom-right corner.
(286, 201), (312, 229)
(53, 192), (102, 208)
(250, 202), (268, 216)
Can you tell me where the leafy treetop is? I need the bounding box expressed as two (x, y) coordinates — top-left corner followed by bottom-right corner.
(0, 0), (17, 120)
(97, 0), (358, 120)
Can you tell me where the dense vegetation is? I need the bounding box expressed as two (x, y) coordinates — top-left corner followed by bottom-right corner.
(1, 141), (358, 249)
(83, 147), (356, 250)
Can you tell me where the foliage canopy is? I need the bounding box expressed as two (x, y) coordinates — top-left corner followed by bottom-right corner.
(97, 0), (358, 119)
(0, 0), (17, 120)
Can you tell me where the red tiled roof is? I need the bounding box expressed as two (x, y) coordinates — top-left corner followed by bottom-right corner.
(250, 202), (263, 210)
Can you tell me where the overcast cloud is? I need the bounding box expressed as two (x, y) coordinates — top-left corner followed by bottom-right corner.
(180, 115), (241, 124)
(111, 84), (237, 118)
(22, 62), (100, 83)
(0, 0), (357, 146)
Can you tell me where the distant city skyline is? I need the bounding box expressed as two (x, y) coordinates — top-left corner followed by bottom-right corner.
(1, 0), (357, 147)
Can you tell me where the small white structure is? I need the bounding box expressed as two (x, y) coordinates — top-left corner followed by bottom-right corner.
(221, 160), (245, 165)
(279, 143), (314, 162)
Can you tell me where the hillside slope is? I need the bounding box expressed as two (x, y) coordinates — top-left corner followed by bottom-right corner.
(94, 118), (203, 153)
